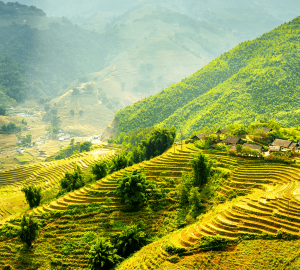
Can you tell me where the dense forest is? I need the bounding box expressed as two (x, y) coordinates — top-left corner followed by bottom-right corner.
(115, 16), (300, 138)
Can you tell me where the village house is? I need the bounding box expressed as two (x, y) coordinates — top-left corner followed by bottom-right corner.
(272, 139), (293, 149)
(256, 126), (273, 133)
(192, 132), (214, 140)
(223, 136), (243, 145)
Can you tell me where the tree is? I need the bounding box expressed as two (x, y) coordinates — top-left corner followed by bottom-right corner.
(88, 237), (121, 270)
(177, 173), (193, 207)
(115, 168), (156, 210)
(190, 151), (213, 187)
(80, 141), (92, 152)
(21, 185), (42, 208)
(189, 187), (203, 213)
(116, 222), (147, 257)
(19, 214), (39, 248)
(92, 160), (110, 180)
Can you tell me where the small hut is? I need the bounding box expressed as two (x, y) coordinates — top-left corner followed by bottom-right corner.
(223, 136), (243, 145)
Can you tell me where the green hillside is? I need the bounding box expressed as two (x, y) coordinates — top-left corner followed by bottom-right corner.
(2, 139), (300, 269)
(115, 16), (300, 138)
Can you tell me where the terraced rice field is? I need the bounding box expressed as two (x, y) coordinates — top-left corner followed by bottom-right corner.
(30, 144), (197, 215)
(3, 143), (300, 269)
(117, 147), (300, 270)
(0, 148), (114, 220)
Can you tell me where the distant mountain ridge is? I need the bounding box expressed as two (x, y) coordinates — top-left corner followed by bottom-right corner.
(114, 16), (300, 138)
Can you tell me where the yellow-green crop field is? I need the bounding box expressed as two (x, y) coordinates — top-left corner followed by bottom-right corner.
(1, 143), (300, 269)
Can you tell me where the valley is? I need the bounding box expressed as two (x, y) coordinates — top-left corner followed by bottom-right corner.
(1, 1), (300, 270)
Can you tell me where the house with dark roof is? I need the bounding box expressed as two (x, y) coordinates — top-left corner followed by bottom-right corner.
(223, 136), (243, 145)
(243, 143), (263, 152)
(272, 139), (292, 148)
(256, 126), (273, 133)
(192, 132), (214, 140)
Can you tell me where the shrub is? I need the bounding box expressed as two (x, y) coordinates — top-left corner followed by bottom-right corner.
(21, 185), (42, 208)
(115, 168), (156, 210)
(92, 160), (110, 180)
(60, 165), (87, 193)
(116, 221), (147, 257)
(88, 237), (121, 270)
(80, 141), (92, 152)
(19, 214), (39, 248)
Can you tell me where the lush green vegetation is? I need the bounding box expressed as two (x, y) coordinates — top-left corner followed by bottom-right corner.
(115, 168), (156, 210)
(115, 16), (300, 138)
(21, 185), (42, 208)
(115, 221), (148, 258)
(19, 214), (39, 248)
(88, 237), (121, 270)
(50, 140), (92, 161)
(0, 121), (21, 134)
(59, 165), (92, 194)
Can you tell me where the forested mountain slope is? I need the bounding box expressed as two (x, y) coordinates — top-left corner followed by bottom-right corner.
(0, 1), (105, 102)
(115, 16), (300, 137)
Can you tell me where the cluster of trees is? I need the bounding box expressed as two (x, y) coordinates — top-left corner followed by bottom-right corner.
(52, 140), (92, 160)
(115, 168), (159, 211)
(95, 128), (176, 179)
(176, 151), (213, 221)
(0, 122), (21, 134)
(59, 166), (92, 194)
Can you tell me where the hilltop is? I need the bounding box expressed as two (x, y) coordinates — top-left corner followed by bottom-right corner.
(114, 16), (300, 138)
